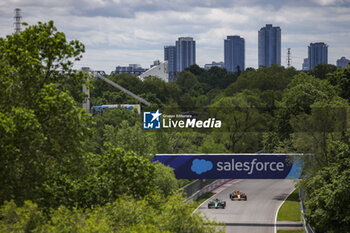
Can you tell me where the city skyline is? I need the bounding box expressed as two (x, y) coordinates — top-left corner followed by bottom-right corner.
(0, 0), (349, 72)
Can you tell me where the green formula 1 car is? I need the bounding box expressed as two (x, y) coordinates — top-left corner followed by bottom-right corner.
(208, 198), (226, 209)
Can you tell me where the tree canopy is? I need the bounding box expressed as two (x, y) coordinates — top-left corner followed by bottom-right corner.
(0, 20), (349, 232)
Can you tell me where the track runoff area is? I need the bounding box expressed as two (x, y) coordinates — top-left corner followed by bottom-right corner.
(153, 154), (302, 233)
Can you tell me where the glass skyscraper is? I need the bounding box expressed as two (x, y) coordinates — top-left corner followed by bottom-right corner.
(176, 37), (196, 72)
(308, 42), (328, 70)
(164, 45), (176, 81)
(302, 58), (310, 71)
(258, 24), (281, 67)
(336, 56), (350, 68)
(224, 35), (245, 72)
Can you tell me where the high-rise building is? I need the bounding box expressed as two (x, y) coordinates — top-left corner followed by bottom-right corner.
(163, 37), (196, 80)
(176, 37), (196, 72)
(308, 42), (328, 70)
(224, 36), (245, 72)
(258, 24), (281, 67)
(336, 56), (350, 68)
(164, 45), (176, 81)
(302, 58), (309, 71)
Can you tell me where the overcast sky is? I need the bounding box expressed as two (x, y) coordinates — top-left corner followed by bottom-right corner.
(1, 0), (350, 73)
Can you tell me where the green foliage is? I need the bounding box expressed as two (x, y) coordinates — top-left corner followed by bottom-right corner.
(99, 145), (156, 198)
(185, 64), (206, 76)
(299, 140), (350, 233)
(281, 72), (334, 115)
(153, 163), (179, 196)
(0, 200), (44, 233)
(158, 193), (223, 233)
(198, 135), (228, 153)
(57, 146), (158, 208)
(0, 193), (223, 233)
(262, 132), (291, 153)
(90, 108), (139, 153)
(309, 63), (338, 80)
(176, 70), (201, 93)
(210, 89), (267, 152)
(0, 21), (92, 207)
(167, 131), (203, 153)
(1, 20), (350, 233)
(90, 73), (181, 108)
(0, 21), (87, 104)
(272, 72), (338, 143)
(197, 66), (238, 91)
(328, 65), (350, 101)
(225, 65), (297, 96)
(291, 98), (349, 168)
(103, 121), (156, 156)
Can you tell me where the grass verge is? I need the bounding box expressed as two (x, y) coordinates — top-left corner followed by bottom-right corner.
(277, 189), (302, 222)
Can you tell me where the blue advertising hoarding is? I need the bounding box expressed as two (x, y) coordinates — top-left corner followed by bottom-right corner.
(153, 154), (302, 179)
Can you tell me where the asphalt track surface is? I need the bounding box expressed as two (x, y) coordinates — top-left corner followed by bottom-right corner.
(197, 179), (296, 233)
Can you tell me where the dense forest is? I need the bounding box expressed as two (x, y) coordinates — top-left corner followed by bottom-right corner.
(0, 21), (349, 232)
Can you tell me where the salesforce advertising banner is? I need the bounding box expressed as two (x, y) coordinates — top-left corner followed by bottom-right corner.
(153, 154), (302, 179)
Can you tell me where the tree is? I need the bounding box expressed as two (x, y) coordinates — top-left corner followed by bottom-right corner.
(0, 21), (86, 105)
(102, 120), (156, 156)
(274, 72), (338, 142)
(291, 98), (349, 171)
(142, 76), (168, 103)
(0, 193), (224, 233)
(110, 73), (144, 95)
(97, 145), (156, 199)
(91, 108), (139, 154)
(199, 135), (227, 153)
(0, 200), (44, 232)
(176, 70), (201, 93)
(300, 140), (350, 233)
(153, 163), (179, 197)
(185, 64), (205, 76)
(197, 66), (237, 91)
(225, 65), (297, 96)
(310, 63), (337, 80)
(0, 21), (92, 207)
(328, 65), (350, 101)
(209, 90), (267, 152)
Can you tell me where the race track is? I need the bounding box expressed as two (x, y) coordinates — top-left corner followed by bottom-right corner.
(197, 179), (296, 233)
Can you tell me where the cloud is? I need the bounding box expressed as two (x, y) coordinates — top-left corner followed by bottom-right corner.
(0, 0), (349, 72)
(191, 159), (213, 175)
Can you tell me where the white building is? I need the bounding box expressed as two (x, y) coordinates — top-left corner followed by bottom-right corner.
(138, 60), (169, 82)
(204, 61), (224, 70)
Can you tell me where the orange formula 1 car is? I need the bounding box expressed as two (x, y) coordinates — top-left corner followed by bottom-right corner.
(230, 190), (247, 201)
